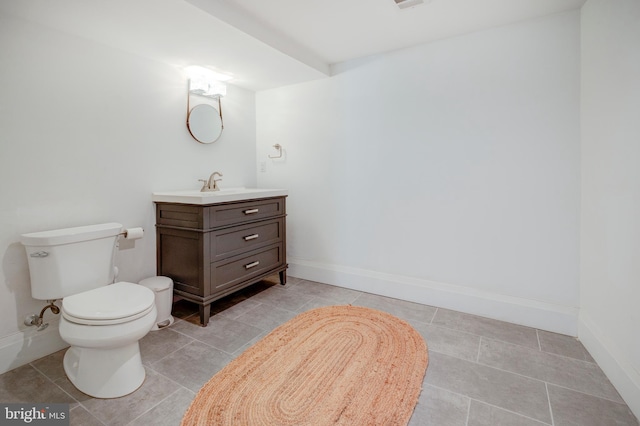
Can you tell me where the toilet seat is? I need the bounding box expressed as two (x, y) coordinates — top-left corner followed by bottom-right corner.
(62, 282), (155, 326)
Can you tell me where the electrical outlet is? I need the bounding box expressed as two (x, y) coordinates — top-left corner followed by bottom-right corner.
(259, 161), (267, 173)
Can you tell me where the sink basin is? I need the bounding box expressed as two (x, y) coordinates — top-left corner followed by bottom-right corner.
(152, 187), (288, 204)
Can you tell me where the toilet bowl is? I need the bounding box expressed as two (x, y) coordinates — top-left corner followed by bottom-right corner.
(58, 282), (157, 398)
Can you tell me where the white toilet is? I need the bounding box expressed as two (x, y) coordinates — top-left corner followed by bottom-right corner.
(21, 223), (157, 399)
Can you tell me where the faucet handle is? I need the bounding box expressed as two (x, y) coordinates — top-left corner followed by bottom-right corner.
(198, 179), (208, 191)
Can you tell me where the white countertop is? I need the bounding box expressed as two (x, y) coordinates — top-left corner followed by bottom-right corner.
(152, 188), (288, 205)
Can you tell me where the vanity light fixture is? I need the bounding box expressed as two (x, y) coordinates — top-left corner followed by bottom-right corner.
(185, 65), (233, 82)
(188, 76), (227, 99)
(185, 65), (231, 98)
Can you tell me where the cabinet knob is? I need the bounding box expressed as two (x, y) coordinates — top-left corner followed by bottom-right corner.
(244, 234), (259, 241)
(244, 209), (259, 215)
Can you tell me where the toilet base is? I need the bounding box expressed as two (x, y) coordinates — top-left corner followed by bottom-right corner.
(63, 343), (145, 398)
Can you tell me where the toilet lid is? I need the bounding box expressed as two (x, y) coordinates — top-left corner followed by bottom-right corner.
(62, 282), (155, 324)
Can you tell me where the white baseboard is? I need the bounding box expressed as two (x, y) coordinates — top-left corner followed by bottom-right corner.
(579, 313), (640, 419)
(288, 258), (579, 336)
(0, 319), (68, 375)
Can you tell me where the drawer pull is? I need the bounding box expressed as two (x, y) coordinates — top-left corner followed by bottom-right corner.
(244, 234), (259, 241)
(244, 261), (260, 269)
(244, 208), (259, 215)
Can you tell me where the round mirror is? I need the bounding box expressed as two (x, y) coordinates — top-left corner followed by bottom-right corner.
(187, 104), (223, 144)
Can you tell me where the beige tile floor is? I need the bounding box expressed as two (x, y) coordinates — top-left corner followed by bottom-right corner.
(0, 276), (638, 425)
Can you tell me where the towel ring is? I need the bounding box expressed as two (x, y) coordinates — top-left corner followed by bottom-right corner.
(268, 144), (283, 159)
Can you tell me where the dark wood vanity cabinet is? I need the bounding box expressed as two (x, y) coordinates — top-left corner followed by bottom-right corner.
(155, 196), (287, 326)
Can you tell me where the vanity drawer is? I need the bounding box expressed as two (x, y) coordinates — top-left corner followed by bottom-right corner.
(211, 244), (283, 293)
(210, 218), (283, 262)
(207, 197), (285, 228)
(156, 204), (204, 228)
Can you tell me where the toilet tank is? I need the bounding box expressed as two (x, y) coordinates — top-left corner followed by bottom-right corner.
(21, 223), (123, 300)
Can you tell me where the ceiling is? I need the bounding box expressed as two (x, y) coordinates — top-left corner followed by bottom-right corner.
(199, 0), (586, 65)
(1, 0), (586, 91)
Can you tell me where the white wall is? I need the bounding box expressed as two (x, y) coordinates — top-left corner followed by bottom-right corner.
(257, 11), (581, 334)
(580, 0), (640, 416)
(0, 15), (257, 373)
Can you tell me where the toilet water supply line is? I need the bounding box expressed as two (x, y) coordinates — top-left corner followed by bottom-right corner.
(24, 300), (60, 331)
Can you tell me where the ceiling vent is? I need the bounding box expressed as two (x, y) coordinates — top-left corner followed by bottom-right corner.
(393, 0), (425, 9)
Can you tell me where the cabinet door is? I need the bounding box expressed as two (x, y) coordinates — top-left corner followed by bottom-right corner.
(157, 228), (208, 296)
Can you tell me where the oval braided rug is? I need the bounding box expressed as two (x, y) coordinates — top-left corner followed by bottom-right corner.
(181, 305), (428, 426)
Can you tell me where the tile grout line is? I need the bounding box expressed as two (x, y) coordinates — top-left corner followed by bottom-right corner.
(124, 387), (184, 426)
(28, 363), (107, 425)
(429, 307), (438, 325)
(468, 350), (627, 405)
(432, 348), (564, 388)
(466, 351), (561, 383)
(236, 300), (268, 317)
(429, 321), (539, 352)
(426, 382), (554, 426)
(149, 328), (201, 358)
(68, 405), (108, 426)
(464, 397), (471, 426)
(476, 337), (482, 363)
(421, 315), (541, 351)
(467, 397), (553, 426)
(28, 363), (78, 403)
(212, 296), (261, 318)
(480, 334), (609, 366)
(146, 362), (197, 395)
(351, 292), (363, 305)
(536, 329), (542, 351)
(544, 381), (628, 406)
(171, 329), (257, 357)
(221, 301), (292, 331)
(545, 382), (555, 426)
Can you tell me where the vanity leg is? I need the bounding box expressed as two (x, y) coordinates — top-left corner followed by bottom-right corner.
(199, 304), (211, 327)
(279, 270), (287, 285)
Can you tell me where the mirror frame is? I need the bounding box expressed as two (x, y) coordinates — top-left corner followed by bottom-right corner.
(187, 104), (223, 144)
(187, 103), (223, 144)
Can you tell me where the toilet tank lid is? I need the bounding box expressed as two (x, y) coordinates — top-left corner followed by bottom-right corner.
(21, 223), (123, 246)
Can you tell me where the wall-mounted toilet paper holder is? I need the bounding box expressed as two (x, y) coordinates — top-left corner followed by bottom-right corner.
(119, 227), (144, 240)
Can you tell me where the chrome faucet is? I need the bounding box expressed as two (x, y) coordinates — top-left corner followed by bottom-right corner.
(199, 171), (223, 192)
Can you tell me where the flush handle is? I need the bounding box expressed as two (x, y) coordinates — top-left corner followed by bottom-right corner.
(30, 251), (49, 258)
(244, 209), (259, 215)
(244, 234), (259, 241)
(244, 261), (260, 269)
